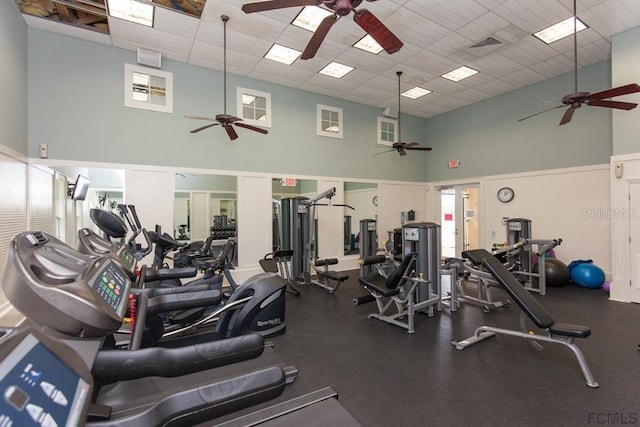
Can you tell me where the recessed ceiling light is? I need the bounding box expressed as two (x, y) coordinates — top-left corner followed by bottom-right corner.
(353, 35), (383, 54)
(533, 16), (588, 44)
(402, 87), (432, 99)
(441, 66), (479, 82)
(107, 0), (154, 27)
(292, 6), (333, 32)
(319, 62), (354, 79)
(264, 44), (302, 65)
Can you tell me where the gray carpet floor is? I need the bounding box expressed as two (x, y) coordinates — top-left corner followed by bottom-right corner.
(227, 271), (640, 426)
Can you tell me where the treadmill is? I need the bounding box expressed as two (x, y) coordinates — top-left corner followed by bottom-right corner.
(1, 231), (360, 426)
(2, 231), (297, 426)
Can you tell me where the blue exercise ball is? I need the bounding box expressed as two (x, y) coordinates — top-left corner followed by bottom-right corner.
(570, 263), (605, 289)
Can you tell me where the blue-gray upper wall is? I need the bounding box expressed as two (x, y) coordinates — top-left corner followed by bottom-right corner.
(425, 61), (612, 181)
(25, 25), (629, 182)
(27, 29), (427, 181)
(1, 1), (28, 154)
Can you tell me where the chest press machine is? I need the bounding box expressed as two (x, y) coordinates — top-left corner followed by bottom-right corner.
(355, 223), (442, 333)
(451, 249), (598, 388)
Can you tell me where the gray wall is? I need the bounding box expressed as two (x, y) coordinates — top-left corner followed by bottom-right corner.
(612, 25), (640, 155)
(1, 2), (28, 154)
(23, 24), (635, 182)
(425, 61), (612, 181)
(27, 29), (427, 182)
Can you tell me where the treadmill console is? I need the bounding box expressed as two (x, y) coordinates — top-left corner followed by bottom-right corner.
(0, 327), (92, 427)
(3, 231), (132, 338)
(77, 228), (137, 279)
(90, 261), (129, 317)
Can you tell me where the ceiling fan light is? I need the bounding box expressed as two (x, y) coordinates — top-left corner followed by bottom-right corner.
(264, 44), (302, 65)
(441, 66), (479, 82)
(107, 0), (154, 27)
(534, 16), (587, 44)
(292, 6), (333, 32)
(319, 62), (354, 79)
(402, 87), (431, 99)
(353, 34), (384, 54)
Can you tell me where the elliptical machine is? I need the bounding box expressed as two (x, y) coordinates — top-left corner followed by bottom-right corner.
(78, 207), (288, 341)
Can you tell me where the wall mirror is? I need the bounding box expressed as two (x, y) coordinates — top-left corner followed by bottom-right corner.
(343, 182), (378, 255)
(271, 178), (317, 251)
(174, 173), (237, 244)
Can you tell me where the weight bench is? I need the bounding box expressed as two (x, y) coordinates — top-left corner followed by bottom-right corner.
(357, 253), (437, 333)
(310, 258), (349, 294)
(458, 249), (511, 312)
(452, 249), (598, 388)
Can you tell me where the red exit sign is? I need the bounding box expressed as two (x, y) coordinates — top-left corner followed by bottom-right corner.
(282, 177), (297, 187)
(448, 160), (460, 169)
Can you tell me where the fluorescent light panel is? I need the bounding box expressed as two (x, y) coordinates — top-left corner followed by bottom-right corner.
(319, 62), (354, 78)
(534, 16), (587, 44)
(402, 87), (431, 99)
(108, 0), (154, 27)
(292, 6), (332, 32)
(353, 35), (383, 54)
(441, 66), (479, 82)
(264, 44), (302, 65)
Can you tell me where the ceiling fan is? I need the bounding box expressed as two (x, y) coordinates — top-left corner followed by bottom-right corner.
(376, 71), (432, 157)
(519, 0), (640, 126)
(241, 0), (403, 60)
(185, 15), (268, 141)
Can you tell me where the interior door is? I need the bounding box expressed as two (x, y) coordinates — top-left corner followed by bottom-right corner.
(440, 185), (479, 258)
(630, 182), (640, 302)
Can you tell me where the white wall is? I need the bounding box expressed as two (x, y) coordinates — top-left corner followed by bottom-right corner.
(483, 165), (611, 272)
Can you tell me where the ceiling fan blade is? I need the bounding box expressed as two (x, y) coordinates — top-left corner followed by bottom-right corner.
(559, 106), (577, 126)
(397, 148), (407, 156)
(185, 115), (216, 121)
(190, 123), (219, 133)
(587, 100), (638, 110)
(517, 104), (566, 122)
(373, 149), (395, 157)
(402, 142), (418, 148)
(224, 124), (239, 140)
(301, 14), (338, 60)
(353, 9), (403, 55)
(406, 146), (433, 151)
(588, 83), (640, 101)
(241, 0), (320, 13)
(235, 122), (269, 134)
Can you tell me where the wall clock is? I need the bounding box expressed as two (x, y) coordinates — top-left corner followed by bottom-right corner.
(372, 195), (378, 206)
(497, 187), (515, 203)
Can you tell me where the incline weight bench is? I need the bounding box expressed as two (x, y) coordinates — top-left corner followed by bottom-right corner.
(452, 249), (598, 388)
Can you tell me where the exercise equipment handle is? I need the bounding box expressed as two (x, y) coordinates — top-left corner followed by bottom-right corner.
(359, 255), (387, 266)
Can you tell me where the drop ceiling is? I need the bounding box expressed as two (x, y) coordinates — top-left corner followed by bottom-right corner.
(16, 0), (640, 119)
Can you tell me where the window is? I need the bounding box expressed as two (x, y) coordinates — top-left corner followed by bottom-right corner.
(124, 64), (173, 113)
(237, 87), (272, 128)
(317, 104), (343, 138)
(377, 117), (397, 146)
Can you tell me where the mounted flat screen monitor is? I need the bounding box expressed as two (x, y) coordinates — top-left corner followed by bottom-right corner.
(68, 175), (90, 201)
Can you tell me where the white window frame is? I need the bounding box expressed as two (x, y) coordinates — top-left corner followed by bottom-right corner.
(124, 64), (173, 113)
(377, 116), (397, 146)
(236, 87), (272, 128)
(316, 104), (343, 139)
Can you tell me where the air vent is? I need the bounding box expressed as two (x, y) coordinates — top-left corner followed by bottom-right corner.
(470, 37), (502, 49)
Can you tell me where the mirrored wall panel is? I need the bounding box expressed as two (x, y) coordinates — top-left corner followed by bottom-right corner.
(344, 182), (378, 255)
